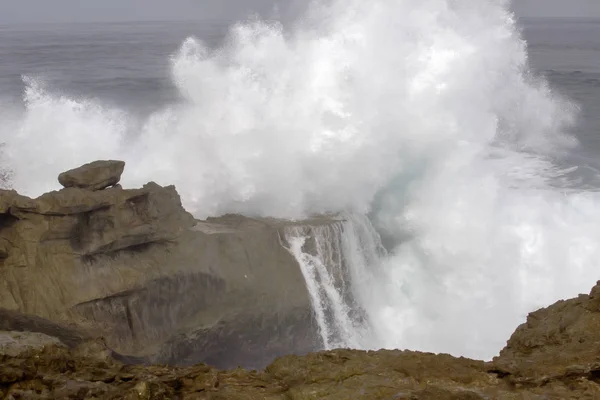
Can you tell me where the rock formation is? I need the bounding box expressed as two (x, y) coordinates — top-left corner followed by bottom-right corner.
(58, 160), (125, 191)
(0, 161), (324, 369)
(3, 282), (600, 399)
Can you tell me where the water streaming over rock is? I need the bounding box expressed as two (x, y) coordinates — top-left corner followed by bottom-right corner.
(284, 214), (386, 350)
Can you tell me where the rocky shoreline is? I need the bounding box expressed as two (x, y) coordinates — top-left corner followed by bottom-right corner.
(3, 280), (600, 398)
(1, 160), (600, 399)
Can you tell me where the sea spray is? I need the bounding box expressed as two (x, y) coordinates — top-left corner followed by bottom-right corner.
(1, 0), (599, 360)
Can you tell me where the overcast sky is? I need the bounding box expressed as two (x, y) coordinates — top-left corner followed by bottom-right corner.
(0, 0), (599, 25)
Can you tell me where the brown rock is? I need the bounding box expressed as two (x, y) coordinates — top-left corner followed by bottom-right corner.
(493, 282), (600, 382)
(1, 281), (599, 398)
(5, 276), (600, 398)
(0, 331), (64, 357)
(0, 162), (329, 370)
(4, 291), (600, 400)
(58, 160), (126, 191)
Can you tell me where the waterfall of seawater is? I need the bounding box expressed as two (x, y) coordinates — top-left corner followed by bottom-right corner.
(284, 214), (386, 350)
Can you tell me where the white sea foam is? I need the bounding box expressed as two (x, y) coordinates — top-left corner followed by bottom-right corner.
(1, 0), (598, 360)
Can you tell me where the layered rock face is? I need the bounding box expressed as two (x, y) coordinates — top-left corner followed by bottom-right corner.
(3, 282), (600, 399)
(0, 161), (320, 369)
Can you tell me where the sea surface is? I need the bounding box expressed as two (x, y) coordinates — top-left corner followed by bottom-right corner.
(1, 9), (600, 361)
(0, 20), (232, 114)
(521, 18), (600, 180)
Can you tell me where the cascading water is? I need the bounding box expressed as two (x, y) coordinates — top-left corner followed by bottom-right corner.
(2, 0), (600, 360)
(285, 221), (360, 350)
(284, 214), (386, 350)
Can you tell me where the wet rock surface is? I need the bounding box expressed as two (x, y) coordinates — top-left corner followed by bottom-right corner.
(3, 282), (600, 399)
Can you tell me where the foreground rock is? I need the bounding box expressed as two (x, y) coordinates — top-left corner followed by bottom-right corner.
(0, 161), (324, 369)
(58, 160), (126, 191)
(493, 280), (600, 386)
(0, 331), (63, 357)
(3, 282), (600, 399)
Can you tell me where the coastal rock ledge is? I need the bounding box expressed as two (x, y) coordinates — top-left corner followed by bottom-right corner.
(0, 160), (322, 370)
(2, 160), (600, 399)
(2, 284), (600, 398)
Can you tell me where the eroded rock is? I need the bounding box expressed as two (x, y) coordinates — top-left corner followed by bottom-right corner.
(0, 161), (322, 369)
(0, 331), (63, 357)
(493, 281), (600, 382)
(58, 160), (125, 191)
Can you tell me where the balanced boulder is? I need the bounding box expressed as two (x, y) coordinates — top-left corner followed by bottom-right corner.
(58, 160), (125, 191)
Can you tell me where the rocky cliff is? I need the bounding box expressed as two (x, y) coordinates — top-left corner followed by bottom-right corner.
(3, 281), (600, 399)
(0, 160), (326, 369)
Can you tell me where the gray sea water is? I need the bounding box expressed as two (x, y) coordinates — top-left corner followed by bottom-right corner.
(1, 17), (599, 184)
(521, 18), (600, 173)
(0, 21), (232, 114)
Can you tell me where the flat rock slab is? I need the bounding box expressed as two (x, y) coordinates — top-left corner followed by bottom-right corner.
(0, 331), (64, 357)
(58, 160), (125, 191)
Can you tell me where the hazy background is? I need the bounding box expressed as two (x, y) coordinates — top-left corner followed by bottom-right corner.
(0, 0), (599, 25)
